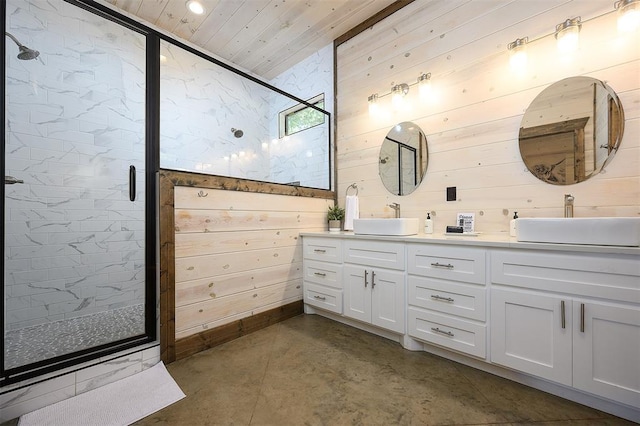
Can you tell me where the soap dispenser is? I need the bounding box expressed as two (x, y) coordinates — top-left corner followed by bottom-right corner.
(510, 211), (518, 237)
(424, 212), (433, 234)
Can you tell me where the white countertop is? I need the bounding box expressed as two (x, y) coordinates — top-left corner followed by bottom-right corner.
(300, 231), (640, 256)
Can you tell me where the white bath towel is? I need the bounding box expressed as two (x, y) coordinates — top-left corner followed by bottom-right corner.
(344, 195), (359, 231)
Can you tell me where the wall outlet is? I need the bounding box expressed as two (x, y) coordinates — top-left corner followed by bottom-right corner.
(446, 186), (456, 201)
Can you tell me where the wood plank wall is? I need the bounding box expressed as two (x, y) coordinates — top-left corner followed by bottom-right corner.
(336, 0), (640, 232)
(159, 170), (333, 362)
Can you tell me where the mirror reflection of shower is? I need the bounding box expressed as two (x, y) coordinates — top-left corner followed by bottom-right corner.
(5, 31), (40, 60)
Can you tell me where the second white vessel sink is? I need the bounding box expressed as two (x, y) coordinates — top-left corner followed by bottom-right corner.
(353, 218), (419, 236)
(516, 217), (640, 247)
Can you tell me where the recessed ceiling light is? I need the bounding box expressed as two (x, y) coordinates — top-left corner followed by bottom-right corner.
(186, 0), (205, 15)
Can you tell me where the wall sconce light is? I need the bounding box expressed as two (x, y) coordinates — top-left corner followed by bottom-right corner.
(615, 0), (640, 33)
(391, 83), (410, 110)
(555, 17), (581, 53)
(417, 73), (432, 100)
(507, 37), (528, 70)
(368, 93), (379, 116)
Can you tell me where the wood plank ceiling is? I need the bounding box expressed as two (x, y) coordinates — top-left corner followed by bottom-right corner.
(104, 0), (399, 79)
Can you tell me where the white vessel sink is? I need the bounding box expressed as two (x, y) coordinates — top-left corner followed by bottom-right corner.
(516, 217), (640, 247)
(353, 218), (419, 236)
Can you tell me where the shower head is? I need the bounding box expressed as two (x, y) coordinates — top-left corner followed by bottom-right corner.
(5, 32), (40, 60)
(231, 128), (244, 138)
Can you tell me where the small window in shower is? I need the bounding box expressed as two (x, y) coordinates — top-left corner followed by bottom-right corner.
(279, 94), (325, 138)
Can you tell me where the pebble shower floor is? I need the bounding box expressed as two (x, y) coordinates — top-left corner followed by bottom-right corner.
(3, 304), (145, 370)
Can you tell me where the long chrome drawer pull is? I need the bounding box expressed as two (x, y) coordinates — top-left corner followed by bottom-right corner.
(313, 272), (326, 277)
(431, 262), (454, 269)
(561, 300), (566, 329)
(431, 327), (454, 337)
(364, 270), (368, 288)
(371, 270), (376, 289)
(313, 295), (326, 301)
(431, 295), (454, 303)
(580, 303), (585, 333)
(313, 249), (326, 253)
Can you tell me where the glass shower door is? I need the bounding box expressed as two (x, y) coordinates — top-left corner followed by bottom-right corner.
(3, 0), (151, 377)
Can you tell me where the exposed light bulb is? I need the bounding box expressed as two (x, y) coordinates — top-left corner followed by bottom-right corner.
(368, 93), (379, 116)
(417, 73), (432, 101)
(391, 83), (409, 111)
(555, 18), (581, 54)
(508, 37), (528, 71)
(616, 0), (640, 33)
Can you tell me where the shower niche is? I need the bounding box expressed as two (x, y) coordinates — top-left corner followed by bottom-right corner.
(2, 0), (156, 384)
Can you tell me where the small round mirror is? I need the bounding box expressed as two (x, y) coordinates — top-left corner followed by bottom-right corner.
(519, 76), (624, 185)
(379, 122), (428, 195)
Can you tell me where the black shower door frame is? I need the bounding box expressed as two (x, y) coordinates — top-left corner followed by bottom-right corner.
(0, 0), (159, 386)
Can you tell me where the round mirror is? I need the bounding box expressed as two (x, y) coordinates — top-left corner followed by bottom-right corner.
(379, 122), (428, 195)
(519, 76), (624, 185)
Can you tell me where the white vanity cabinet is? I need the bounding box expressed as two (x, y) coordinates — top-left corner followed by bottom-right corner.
(343, 240), (405, 334)
(491, 249), (640, 407)
(302, 237), (343, 314)
(406, 244), (487, 358)
(301, 233), (640, 421)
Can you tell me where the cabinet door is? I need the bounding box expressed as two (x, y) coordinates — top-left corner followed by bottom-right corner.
(343, 265), (371, 324)
(573, 301), (640, 407)
(371, 269), (405, 334)
(491, 288), (572, 385)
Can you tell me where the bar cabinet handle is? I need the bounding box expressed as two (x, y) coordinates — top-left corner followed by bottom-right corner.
(129, 165), (136, 201)
(431, 262), (454, 269)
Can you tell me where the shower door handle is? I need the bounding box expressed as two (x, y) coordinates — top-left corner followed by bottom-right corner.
(129, 165), (136, 201)
(5, 175), (24, 185)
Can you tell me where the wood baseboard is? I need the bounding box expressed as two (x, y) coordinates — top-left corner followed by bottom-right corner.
(173, 300), (304, 362)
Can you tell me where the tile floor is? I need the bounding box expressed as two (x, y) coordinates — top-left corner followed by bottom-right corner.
(132, 314), (635, 425)
(4, 304), (145, 369)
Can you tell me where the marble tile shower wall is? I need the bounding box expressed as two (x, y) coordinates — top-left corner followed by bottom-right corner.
(159, 41), (333, 189)
(270, 44), (334, 189)
(159, 41), (271, 179)
(4, 0), (147, 330)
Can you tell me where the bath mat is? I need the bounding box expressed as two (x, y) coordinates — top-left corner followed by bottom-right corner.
(18, 361), (185, 426)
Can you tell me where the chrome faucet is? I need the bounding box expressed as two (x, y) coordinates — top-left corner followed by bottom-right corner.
(564, 194), (574, 218)
(388, 203), (401, 218)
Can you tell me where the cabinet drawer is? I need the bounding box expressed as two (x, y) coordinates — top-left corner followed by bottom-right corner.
(304, 283), (342, 314)
(343, 240), (405, 270)
(408, 244), (486, 284)
(408, 307), (486, 358)
(303, 260), (342, 289)
(303, 237), (342, 263)
(408, 276), (486, 321)
(491, 249), (640, 302)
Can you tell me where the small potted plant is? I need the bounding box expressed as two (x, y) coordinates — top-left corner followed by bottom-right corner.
(327, 205), (345, 232)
